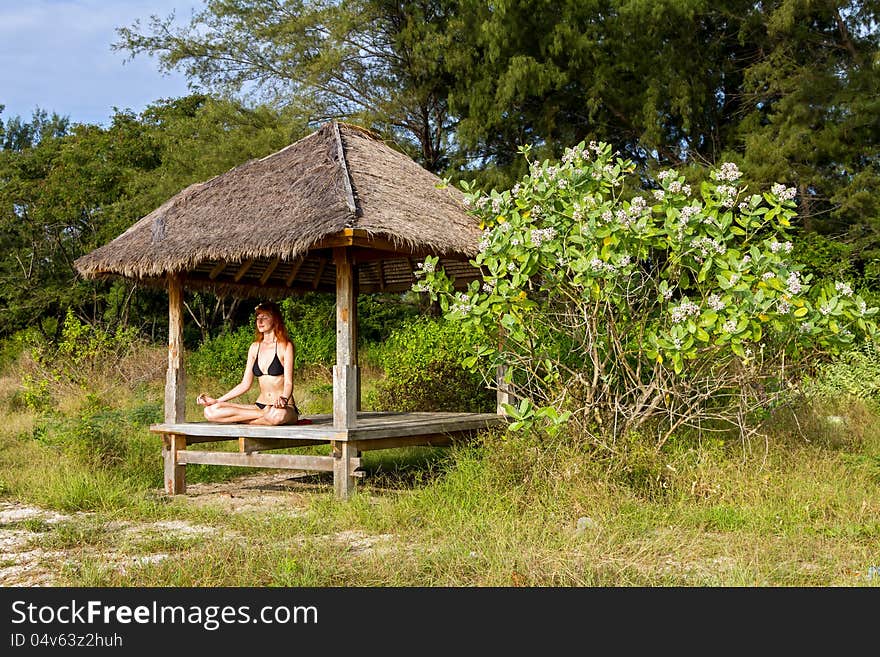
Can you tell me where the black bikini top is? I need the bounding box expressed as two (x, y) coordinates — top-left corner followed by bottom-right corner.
(253, 341), (284, 377)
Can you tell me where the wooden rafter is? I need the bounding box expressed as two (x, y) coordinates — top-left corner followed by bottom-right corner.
(285, 258), (304, 287)
(312, 258), (327, 289)
(233, 259), (255, 282)
(260, 257), (280, 285)
(208, 261), (227, 280)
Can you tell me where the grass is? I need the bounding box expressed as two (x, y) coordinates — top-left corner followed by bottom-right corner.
(1, 346), (879, 586)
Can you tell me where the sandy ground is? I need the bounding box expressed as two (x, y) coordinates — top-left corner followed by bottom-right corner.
(0, 472), (394, 586)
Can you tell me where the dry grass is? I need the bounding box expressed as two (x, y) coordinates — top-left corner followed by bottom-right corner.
(2, 345), (879, 587)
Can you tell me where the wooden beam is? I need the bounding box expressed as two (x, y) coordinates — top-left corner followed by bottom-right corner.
(165, 274), (186, 423)
(260, 257), (281, 285)
(179, 449), (361, 473)
(375, 260), (385, 291)
(208, 261), (227, 280)
(333, 247), (358, 429)
(333, 121), (358, 215)
(285, 258), (304, 287)
(496, 364), (512, 415)
(233, 259), (255, 282)
(354, 433), (459, 451)
(312, 258), (327, 289)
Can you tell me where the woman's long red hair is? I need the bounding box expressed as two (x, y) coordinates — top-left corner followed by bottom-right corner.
(253, 301), (291, 345)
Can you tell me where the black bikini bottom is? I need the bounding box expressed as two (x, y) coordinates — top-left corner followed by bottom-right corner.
(256, 401), (299, 412)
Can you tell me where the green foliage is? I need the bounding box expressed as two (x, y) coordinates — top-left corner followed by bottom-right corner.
(282, 295), (336, 368)
(419, 140), (879, 444)
(807, 343), (880, 404)
(26, 392), (161, 505)
(356, 294), (422, 344)
(189, 325), (256, 390)
(374, 317), (494, 412)
(0, 96), (305, 341)
(22, 310), (143, 409)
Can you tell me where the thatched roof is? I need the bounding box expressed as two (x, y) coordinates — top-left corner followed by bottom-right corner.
(74, 121), (481, 296)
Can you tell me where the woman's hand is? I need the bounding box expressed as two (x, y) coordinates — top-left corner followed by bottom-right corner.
(274, 395), (289, 409)
(197, 393), (217, 406)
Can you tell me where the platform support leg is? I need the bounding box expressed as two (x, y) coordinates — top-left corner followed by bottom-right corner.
(332, 441), (360, 500)
(162, 433), (186, 495)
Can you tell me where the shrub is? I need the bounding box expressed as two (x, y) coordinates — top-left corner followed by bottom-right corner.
(21, 310), (159, 409)
(374, 318), (494, 412)
(417, 141), (878, 447)
(188, 324), (254, 389)
(807, 342), (880, 404)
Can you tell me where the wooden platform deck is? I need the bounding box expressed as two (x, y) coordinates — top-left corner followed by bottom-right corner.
(151, 411), (506, 499)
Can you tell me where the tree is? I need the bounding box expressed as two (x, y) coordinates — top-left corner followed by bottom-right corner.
(447, 0), (880, 287)
(0, 97), (306, 340)
(114, 0), (462, 172)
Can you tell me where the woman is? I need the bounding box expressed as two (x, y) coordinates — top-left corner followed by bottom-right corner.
(197, 301), (299, 425)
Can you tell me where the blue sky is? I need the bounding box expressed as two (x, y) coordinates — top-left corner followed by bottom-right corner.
(1, 0), (201, 127)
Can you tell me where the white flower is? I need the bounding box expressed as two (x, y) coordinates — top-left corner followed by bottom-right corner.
(723, 319), (738, 333)
(713, 162), (742, 182)
(771, 183), (797, 201)
(770, 240), (793, 254)
(530, 228), (557, 247)
(708, 294), (725, 311)
(834, 281), (853, 297)
(670, 300), (700, 323)
(786, 272), (802, 295)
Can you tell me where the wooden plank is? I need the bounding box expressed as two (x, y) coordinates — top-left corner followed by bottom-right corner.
(260, 257), (281, 285)
(165, 275), (186, 423)
(240, 437), (327, 453)
(162, 433), (186, 495)
(151, 422), (341, 441)
(347, 416), (506, 440)
(150, 413), (506, 442)
(355, 433), (460, 452)
(179, 450), (361, 473)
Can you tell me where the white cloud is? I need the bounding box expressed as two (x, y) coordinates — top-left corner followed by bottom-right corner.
(0, 0), (201, 125)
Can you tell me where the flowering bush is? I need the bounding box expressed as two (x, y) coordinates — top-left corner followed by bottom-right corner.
(417, 141), (878, 445)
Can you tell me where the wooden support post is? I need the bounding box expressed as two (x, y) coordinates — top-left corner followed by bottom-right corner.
(165, 274), (186, 423)
(332, 440), (361, 500)
(162, 433), (186, 494)
(333, 247), (358, 429)
(496, 364), (511, 415)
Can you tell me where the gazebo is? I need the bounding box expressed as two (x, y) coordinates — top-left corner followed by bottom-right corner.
(74, 121), (507, 499)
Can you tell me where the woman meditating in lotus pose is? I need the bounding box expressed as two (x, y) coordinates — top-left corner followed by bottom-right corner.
(197, 301), (299, 425)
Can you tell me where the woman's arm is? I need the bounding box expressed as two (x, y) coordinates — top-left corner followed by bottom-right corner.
(199, 343), (257, 405)
(275, 341), (295, 408)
